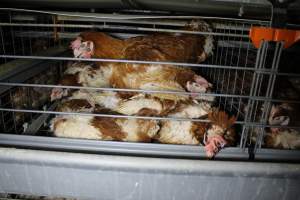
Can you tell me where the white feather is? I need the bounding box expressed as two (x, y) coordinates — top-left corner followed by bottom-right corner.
(158, 101), (212, 144)
(64, 63), (112, 88)
(117, 119), (159, 142)
(50, 115), (160, 142)
(170, 102), (211, 118)
(158, 121), (199, 145)
(273, 129), (300, 149)
(68, 90), (165, 116)
(203, 35), (214, 56)
(64, 63), (90, 74)
(50, 115), (103, 140)
(117, 97), (162, 115)
(68, 90), (120, 110)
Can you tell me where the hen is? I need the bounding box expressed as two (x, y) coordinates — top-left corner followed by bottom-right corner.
(11, 68), (57, 126)
(157, 106), (236, 158)
(70, 20), (214, 101)
(65, 90), (173, 115)
(51, 115), (159, 143)
(263, 103), (300, 149)
(52, 87), (236, 157)
(71, 20), (213, 63)
(264, 128), (300, 149)
(59, 89), (212, 118)
(50, 62), (112, 101)
(51, 97), (160, 143)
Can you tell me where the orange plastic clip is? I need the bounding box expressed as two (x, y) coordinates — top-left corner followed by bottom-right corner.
(249, 27), (300, 49)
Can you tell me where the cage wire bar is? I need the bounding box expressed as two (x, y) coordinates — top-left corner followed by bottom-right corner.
(256, 42), (284, 151)
(0, 9), (299, 160)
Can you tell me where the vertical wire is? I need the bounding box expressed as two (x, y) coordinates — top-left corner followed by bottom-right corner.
(240, 40), (266, 148)
(213, 25), (220, 86)
(236, 24), (252, 119)
(20, 26), (26, 55)
(9, 13), (16, 56)
(249, 42), (268, 150)
(223, 23), (231, 111)
(0, 97), (6, 132)
(256, 42), (283, 150)
(0, 26), (7, 63)
(228, 22), (236, 113)
(9, 88), (18, 133)
(217, 23), (227, 109)
(230, 22), (240, 112)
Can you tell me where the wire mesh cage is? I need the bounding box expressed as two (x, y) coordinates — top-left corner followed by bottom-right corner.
(0, 8), (299, 160)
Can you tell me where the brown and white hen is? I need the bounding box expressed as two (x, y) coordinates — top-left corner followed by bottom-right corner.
(51, 96), (160, 143)
(70, 20), (214, 102)
(157, 106), (236, 158)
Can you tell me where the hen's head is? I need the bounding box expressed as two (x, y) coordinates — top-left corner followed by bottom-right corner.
(268, 103), (292, 133)
(185, 20), (214, 62)
(186, 75), (214, 101)
(70, 36), (94, 59)
(50, 88), (70, 101)
(204, 110), (236, 158)
(185, 20), (212, 32)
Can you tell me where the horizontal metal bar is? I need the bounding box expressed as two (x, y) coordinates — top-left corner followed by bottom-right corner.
(1, 82), (299, 104)
(56, 17), (255, 32)
(0, 8), (270, 24)
(2, 56), (293, 76)
(14, 31), (145, 40)
(275, 72), (300, 77)
(0, 23), (249, 38)
(0, 147), (300, 183)
(0, 82), (253, 98)
(1, 107), (299, 129)
(14, 31), (255, 49)
(2, 55), (293, 77)
(254, 71), (300, 77)
(0, 107), (215, 123)
(0, 55), (260, 71)
(255, 148), (300, 162)
(0, 135), (299, 164)
(1, 147), (300, 200)
(0, 134), (248, 160)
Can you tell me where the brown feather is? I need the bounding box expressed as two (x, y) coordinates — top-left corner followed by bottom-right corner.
(91, 117), (127, 141)
(116, 91), (138, 99)
(191, 122), (209, 142)
(57, 99), (92, 112)
(160, 99), (178, 116)
(207, 110), (237, 146)
(80, 32), (126, 59)
(77, 21), (211, 101)
(208, 110), (236, 130)
(137, 108), (159, 116)
(53, 118), (67, 132)
(59, 73), (81, 86)
(136, 119), (158, 142)
(264, 134), (277, 148)
(174, 69), (196, 89)
(124, 33), (206, 63)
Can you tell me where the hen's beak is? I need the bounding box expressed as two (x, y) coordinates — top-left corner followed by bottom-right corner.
(204, 135), (227, 158)
(70, 37), (82, 49)
(50, 88), (64, 101)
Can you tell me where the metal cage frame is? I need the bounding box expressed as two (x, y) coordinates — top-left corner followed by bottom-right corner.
(0, 8), (299, 162)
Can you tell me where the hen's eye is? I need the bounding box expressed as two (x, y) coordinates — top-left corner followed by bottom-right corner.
(86, 47), (91, 51)
(225, 130), (230, 135)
